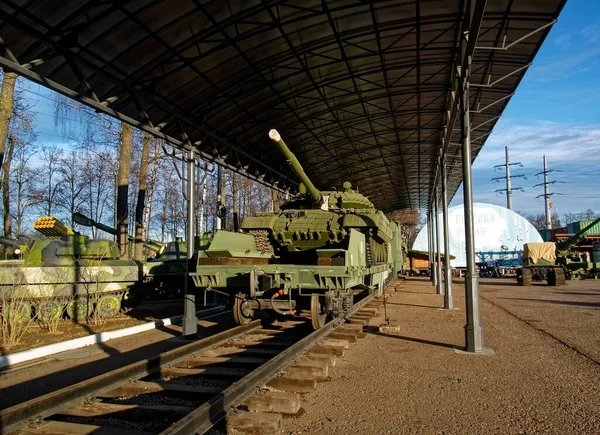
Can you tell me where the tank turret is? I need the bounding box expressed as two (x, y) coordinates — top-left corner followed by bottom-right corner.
(241, 130), (392, 254)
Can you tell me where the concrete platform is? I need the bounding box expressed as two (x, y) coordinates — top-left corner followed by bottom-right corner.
(285, 277), (600, 434)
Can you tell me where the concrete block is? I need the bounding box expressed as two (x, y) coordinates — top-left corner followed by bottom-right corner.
(328, 332), (357, 343)
(309, 344), (346, 357)
(266, 376), (316, 393)
(226, 411), (282, 435)
(347, 318), (368, 326)
(379, 325), (401, 334)
(243, 391), (300, 415)
(321, 338), (349, 349)
(286, 363), (328, 380)
(298, 353), (336, 367)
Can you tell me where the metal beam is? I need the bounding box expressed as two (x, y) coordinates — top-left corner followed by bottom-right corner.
(182, 148), (198, 338)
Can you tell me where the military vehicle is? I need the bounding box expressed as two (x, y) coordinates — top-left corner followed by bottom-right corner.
(0, 216), (140, 323)
(191, 129), (406, 329)
(73, 212), (211, 299)
(517, 216), (600, 285)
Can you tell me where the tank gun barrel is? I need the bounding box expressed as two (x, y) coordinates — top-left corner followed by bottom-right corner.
(73, 212), (118, 236)
(74, 212), (166, 254)
(269, 129), (322, 204)
(557, 216), (600, 254)
(0, 236), (18, 247)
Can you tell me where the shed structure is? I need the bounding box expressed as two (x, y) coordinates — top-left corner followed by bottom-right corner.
(0, 0), (565, 212)
(0, 0), (568, 353)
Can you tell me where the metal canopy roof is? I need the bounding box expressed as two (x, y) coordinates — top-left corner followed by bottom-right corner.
(0, 0), (566, 212)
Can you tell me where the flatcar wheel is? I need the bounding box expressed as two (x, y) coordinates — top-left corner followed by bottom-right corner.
(311, 294), (327, 330)
(96, 294), (122, 318)
(233, 292), (254, 326)
(67, 297), (92, 321)
(37, 300), (64, 322)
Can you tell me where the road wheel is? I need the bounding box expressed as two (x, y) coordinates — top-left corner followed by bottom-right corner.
(96, 294), (122, 318)
(547, 269), (557, 286)
(555, 268), (566, 285)
(66, 297), (92, 321)
(310, 294), (327, 330)
(37, 299), (64, 322)
(233, 292), (254, 326)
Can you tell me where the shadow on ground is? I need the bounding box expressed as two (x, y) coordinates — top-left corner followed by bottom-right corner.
(499, 297), (600, 309)
(0, 312), (234, 410)
(364, 326), (460, 350)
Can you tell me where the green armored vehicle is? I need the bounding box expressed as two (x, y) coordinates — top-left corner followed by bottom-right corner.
(73, 212), (212, 299)
(0, 216), (140, 322)
(517, 216), (600, 285)
(191, 129), (405, 329)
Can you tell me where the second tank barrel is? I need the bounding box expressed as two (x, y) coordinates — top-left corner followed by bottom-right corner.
(269, 129), (322, 204)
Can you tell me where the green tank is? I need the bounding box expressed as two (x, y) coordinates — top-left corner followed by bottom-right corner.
(191, 129), (406, 329)
(0, 216), (140, 323)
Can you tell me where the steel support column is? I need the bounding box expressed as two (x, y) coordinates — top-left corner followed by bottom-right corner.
(216, 165), (223, 230)
(459, 73), (485, 352)
(434, 193), (443, 295)
(441, 156), (453, 309)
(182, 148), (198, 338)
(429, 211), (436, 285)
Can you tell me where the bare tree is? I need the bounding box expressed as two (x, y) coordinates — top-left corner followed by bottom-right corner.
(144, 139), (161, 240)
(81, 149), (116, 239)
(134, 132), (152, 261)
(55, 150), (86, 227)
(2, 137), (15, 239)
(10, 139), (39, 234)
(34, 145), (64, 216)
(0, 71), (17, 169)
(116, 123), (133, 258)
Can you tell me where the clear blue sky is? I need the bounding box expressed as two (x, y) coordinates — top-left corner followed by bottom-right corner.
(14, 0), (600, 219)
(452, 0), (600, 218)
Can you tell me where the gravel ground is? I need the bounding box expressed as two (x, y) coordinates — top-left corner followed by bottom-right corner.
(284, 277), (600, 435)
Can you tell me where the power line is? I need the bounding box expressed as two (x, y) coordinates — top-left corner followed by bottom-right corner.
(533, 155), (565, 230)
(491, 146), (526, 210)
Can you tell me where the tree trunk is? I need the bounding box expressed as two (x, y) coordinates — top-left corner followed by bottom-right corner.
(0, 72), (17, 170)
(232, 172), (239, 232)
(134, 132), (152, 261)
(2, 137), (15, 242)
(271, 189), (280, 212)
(116, 123), (133, 259)
(199, 176), (207, 236)
(143, 140), (160, 241)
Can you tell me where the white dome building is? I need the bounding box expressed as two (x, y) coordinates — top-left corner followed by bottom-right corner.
(413, 203), (543, 268)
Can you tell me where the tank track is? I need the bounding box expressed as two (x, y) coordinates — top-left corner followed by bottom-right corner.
(249, 230), (274, 254)
(0, 289), (131, 323)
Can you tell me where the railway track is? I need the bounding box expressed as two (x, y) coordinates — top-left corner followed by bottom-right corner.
(0, 289), (386, 435)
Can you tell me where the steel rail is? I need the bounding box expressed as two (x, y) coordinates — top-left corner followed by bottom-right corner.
(161, 293), (376, 435)
(0, 320), (262, 435)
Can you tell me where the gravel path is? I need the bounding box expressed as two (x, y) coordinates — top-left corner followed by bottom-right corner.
(284, 277), (600, 434)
